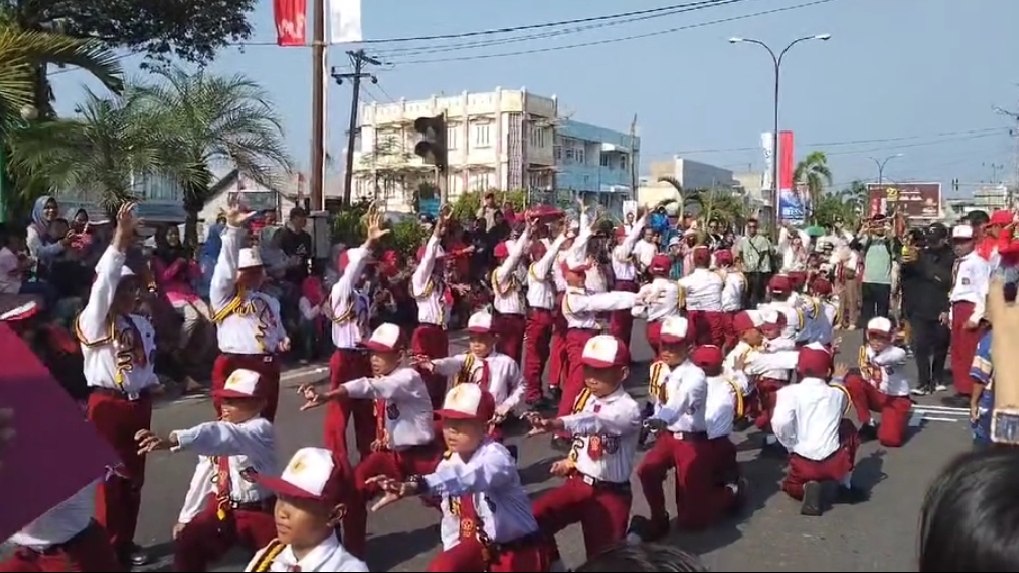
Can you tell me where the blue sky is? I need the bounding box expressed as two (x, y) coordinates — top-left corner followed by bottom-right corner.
(48, 0), (1019, 198)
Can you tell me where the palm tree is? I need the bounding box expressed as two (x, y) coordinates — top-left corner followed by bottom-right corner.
(792, 150), (833, 218)
(7, 88), (190, 215)
(134, 66), (293, 244)
(656, 176), (703, 220)
(0, 23), (123, 133)
(837, 179), (868, 216)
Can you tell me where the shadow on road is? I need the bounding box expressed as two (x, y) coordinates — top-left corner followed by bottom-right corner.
(366, 522), (441, 572)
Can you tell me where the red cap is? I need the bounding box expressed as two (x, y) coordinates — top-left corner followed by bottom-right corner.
(990, 210), (1013, 226)
(796, 343), (833, 377)
(788, 271), (807, 290)
(768, 274), (792, 293)
(649, 254), (671, 274)
(810, 277), (833, 296)
(615, 226), (627, 237)
(732, 310), (765, 333)
(255, 448), (355, 507)
(713, 250), (733, 267)
(690, 345), (724, 370)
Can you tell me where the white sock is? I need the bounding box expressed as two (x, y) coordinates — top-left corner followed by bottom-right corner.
(841, 473), (853, 487)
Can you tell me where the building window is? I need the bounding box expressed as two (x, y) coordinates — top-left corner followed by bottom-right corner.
(564, 148), (574, 161)
(447, 125), (459, 150)
(575, 148), (585, 166)
(529, 126), (546, 148)
(600, 155), (609, 167)
(620, 155), (628, 171)
(469, 171), (490, 192)
(554, 145), (561, 161)
(472, 122), (491, 148)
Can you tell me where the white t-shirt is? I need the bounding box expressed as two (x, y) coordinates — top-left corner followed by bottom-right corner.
(0, 246), (22, 294)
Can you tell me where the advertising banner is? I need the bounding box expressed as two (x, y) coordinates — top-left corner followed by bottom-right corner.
(778, 130), (806, 223)
(274, 0), (308, 47)
(867, 182), (941, 220)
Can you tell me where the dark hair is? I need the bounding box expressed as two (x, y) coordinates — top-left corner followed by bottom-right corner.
(574, 543), (708, 572)
(919, 448), (1019, 571)
(967, 210), (990, 227)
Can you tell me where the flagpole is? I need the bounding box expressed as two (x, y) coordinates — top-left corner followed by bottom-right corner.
(310, 0), (327, 211)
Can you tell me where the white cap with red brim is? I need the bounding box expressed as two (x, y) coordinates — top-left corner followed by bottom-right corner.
(466, 311), (496, 334)
(436, 383), (496, 421)
(952, 225), (974, 240)
(580, 335), (631, 368)
(659, 316), (690, 344)
(255, 447), (347, 505)
(362, 322), (402, 352)
(212, 368), (263, 400)
(238, 248), (263, 269)
(866, 317), (893, 336)
(0, 301), (39, 322)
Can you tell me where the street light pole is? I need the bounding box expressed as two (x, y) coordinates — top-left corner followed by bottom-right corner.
(870, 153), (903, 185)
(730, 34), (831, 239)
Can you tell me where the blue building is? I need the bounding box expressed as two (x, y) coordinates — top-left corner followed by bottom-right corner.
(554, 119), (639, 214)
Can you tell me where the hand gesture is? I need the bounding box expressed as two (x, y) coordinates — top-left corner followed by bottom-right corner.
(364, 475), (418, 511)
(135, 429), (167, 455)
(550, 459), (574, 477)
(733, 350), (750, 372)
(410, 355), (434, 372)
(277, 338), (292, 353)
(365, 202), (390, 243)
(833, 362), (850, 379)
(172, 522), (186, 540)
(298, 384), (327, 411)
(490, 407), (509, 426)
(524, 412), (556, 436)
(224, 193), (255, 227)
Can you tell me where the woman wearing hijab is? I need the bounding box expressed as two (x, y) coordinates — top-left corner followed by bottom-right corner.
(26, 196), (71, 265)
(152, 225), (211, 355)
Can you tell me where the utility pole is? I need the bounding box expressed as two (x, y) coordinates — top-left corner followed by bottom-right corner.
(332, 51), (380, 206)
(628, 113), (638, 201)
(310, 0), (326, 211)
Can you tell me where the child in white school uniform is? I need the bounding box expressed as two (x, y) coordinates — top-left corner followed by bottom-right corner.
(414, 310), (525, 446)
(135, 368), (278, 571)
(367, 384), (550, 572)
(247, 448), (369, 572)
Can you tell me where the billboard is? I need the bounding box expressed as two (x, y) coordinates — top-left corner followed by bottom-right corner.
(867, 182), (941, 219)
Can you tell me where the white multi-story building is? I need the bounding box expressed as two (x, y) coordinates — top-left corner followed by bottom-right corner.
(352, 87), (557, 211)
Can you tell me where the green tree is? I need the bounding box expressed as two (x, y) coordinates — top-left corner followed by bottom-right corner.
(793, 151), (834, 219)
(656, 176), (703, 220)
(697, 189), (748, 227)
(450, 190), (527, 221)
(837, 179), (868, 216)
(7, 87), (188, 215)
(134, 66), (292, 244)
(811, 191), (859, 229)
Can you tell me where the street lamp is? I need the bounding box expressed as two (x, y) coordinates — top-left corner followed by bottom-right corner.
(869, 153), (903, 185)
(729, 34), (831, 237)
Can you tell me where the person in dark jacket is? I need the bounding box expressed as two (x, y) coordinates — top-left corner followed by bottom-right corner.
(900, 223), (954, 395)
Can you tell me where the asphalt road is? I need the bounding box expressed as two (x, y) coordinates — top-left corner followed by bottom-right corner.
(125, 325), (970, 572)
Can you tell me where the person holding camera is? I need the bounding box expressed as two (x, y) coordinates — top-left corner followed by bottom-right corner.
(850, 214), (902, 326)
(900, 223), (954, 395)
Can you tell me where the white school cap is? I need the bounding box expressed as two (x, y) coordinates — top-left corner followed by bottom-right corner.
(363, 322), (403, 352)
(659, 316), (690, 344)
(952, 225), (974, 240)
(866, 317), (893, 336)
(255, 447), (347, 505)
(238, 247), (263, 269)
(466, 311), (495, 334)
(213, 368), (263, 399)
(580, 335), (631, 368)
(436, 383), (496, 421)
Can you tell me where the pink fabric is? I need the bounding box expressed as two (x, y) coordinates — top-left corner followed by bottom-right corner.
(152, 257), (201, 304)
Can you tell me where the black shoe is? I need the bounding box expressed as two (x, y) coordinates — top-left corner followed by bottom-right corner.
(800, 481), (823, 516)
(626, 514), (670, 543)
(550, 435), (572, 452)
(118, 543), (149, 568)
(836, 484), (869, 504)
(858, 423), (879, 442)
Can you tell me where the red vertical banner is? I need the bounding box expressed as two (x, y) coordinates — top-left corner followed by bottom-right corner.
(274, 0), (308, 46)
(778, 130), (794, 193)
(776, 130), (801, 221)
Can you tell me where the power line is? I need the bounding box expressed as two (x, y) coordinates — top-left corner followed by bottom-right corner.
(371, 0), (750, 57)
(382, 0), (840, 66)
(361, 0), (744, 45)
